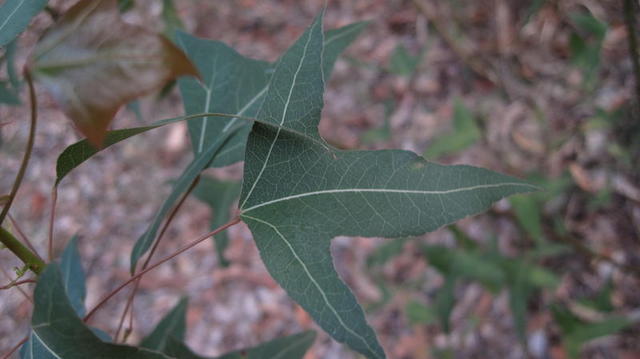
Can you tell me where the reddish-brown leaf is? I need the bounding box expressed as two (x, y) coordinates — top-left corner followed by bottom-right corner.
(31, 0), (198, 147)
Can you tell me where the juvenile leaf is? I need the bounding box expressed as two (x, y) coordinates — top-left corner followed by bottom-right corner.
(30, 264), (169, 358)
(239, 12), (536, 359)
(60, 235), (86, 316)
(31, 0), (198, 146)
(0, 0), (48, 47)
(424, 99), (480, 159)
(164, 331), (316, 359)
(388, 44), (422, 77)
(140, 297), (188, 352)
(177, 22), (367, 168)
(193, 176), (241, 267)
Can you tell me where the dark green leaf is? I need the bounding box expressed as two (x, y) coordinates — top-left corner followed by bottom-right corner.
(192, 176), (241, 267)
(60, 235), (86, 317)
(140, 297), (188, 352)
(31, 264), (169, 358)
(164, 331), (316, 359)
(0, 80), (20, 105)
(0, 0), (48, 47)
(239, 12), (535, 358)
(32, 0), (198, 146)
(177, 22), (367, 168)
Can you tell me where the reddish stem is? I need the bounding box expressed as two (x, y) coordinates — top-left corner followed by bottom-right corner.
(83, 217), (241, 323)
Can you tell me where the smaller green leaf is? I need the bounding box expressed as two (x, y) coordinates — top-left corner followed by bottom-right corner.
(424, 99), (480, 159)
(192, 176), (241, 267)
(140, 297), (188, 352)
(31, 264), (169, 358)
(0, 0), (48, 47)
(510, 194), (543, 240)
(564, 317), (630, 358)
(164, 331), (317, 359)
(405, 300), (436, 325)
(435, 274), (457, 333)
(388, 44), (422, 77)
(323, 21), (368, 77)
(60, 235), (86, 317)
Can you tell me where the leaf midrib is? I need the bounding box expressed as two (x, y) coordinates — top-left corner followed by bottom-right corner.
(241, 182), (537, 213)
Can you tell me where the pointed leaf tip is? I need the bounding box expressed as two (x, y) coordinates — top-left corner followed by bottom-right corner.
(32, 0), (198, 147)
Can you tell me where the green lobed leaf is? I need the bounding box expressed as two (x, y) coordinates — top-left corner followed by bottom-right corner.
(238, 11), (536, 359)
(177, 22), (367, 168)
(164, 331), (316, 359)
(30, 264), (169, 358)
(192, 176), (241, 267)
(140, 297), (188, 352)
(31, 0), (198, 147)
(388, 44), (422, 77)
(21, 236), (88, 358)
(0, 0), (48, 47)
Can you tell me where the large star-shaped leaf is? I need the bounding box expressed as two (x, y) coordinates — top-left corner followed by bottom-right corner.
(237, 12), (537, 359)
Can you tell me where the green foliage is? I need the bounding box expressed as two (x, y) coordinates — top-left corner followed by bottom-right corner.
(424, 99), (481, 159)
(388, 44), (422, 77)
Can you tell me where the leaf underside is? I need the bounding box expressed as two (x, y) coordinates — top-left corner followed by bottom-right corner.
(32, 0), (198, 146)
(238, 11), (536, 359)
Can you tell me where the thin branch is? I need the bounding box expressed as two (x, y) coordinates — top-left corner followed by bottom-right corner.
(8, 214), (42, 262)
(114, 175), (201, 342)
(48, 186), (58, 261)
(0, 69), (38, 227)
(83, 217), (241, 323)
(0, 265), (32, 303)
(1, 335), (28, 359)
(0, 278), (36, 290)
